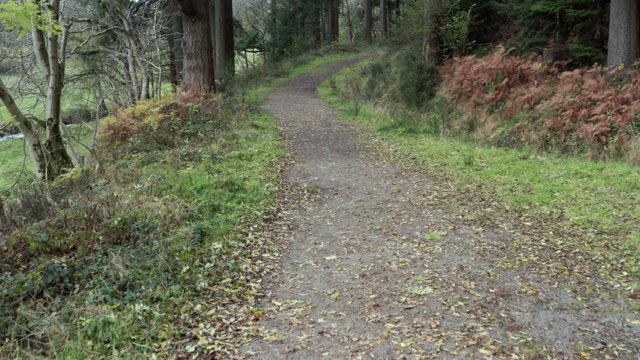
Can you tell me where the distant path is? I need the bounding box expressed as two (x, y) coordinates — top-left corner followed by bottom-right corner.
(238, 56), (639, 359)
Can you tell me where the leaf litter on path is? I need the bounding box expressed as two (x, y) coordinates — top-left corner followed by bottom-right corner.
(229, 58), (640, 359)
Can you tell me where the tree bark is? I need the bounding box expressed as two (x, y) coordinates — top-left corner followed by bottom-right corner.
(214, 0), (234, 84)
(329, 0), (339, 43)
(178, 0), (216, 93)
(31, 1), (49, 75)
(43, 0), (73, 179)
(364, 0), (372, 43)
(170, 7), (184, 88)
(381, 0), (389, 38)
(607, 0), (640, 67)
(0, 77), (48, 180)
(422, 0), (440, 62)
(346, 0), (354, 42)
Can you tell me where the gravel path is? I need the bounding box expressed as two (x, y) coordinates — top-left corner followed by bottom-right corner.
(238, 57), (639, 359)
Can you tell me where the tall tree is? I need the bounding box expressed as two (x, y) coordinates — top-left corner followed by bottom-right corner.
(0, 0), (73, 181)
(423, 0), (440, 61)
(169, 2), (185, 89)
(214, 0), (235, 83)
(607, 0), (639, 67)
(381, 0), (389, 37)
(177, 0), (215, 93)
(364, 0), (372, 43)
(329, 0), (339, 42)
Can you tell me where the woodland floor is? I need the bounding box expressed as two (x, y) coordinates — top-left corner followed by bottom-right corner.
(236, 57), (640, 359)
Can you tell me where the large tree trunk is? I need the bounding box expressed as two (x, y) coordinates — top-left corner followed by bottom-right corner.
(214, 0), (234, 85)
(329, 0), (339, 43)
(313, 2), (322, 45)
(364, 0), (372, 43)
(607, 0), (639, 67)
(43, 0), (73, 179)
(178, 0), (216, 93)
(381, 0), (389, 37)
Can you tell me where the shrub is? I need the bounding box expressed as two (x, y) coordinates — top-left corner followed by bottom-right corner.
(396, 48), (440, 109)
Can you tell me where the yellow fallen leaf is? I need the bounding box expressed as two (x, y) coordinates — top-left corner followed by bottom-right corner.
(626, 318), (640, 325)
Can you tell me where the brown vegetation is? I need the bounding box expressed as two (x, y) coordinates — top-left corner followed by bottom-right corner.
(440, 46), (640, 163)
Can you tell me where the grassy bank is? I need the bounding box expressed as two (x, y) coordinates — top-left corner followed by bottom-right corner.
(319, 57), (640, 285)
(0, 48), (362, 358)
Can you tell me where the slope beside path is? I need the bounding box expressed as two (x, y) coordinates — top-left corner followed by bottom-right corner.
(238, 57), (639, 359)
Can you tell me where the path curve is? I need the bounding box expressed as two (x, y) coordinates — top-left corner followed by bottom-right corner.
(239, 57), (639, 359)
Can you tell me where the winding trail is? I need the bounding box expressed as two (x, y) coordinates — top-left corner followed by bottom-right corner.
(239, 57), (639, 359)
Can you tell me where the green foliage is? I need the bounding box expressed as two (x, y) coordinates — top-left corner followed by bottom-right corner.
(0, 89), (286, 357)
(491, 0), (608, 65)
(396, 48), (440, 109)
(267, 0), (325, 59)
(394, 0), (430, 48)
(440, 0), (475, 58)
(0, 0), (63, 35)
(0, 1), (39, 35)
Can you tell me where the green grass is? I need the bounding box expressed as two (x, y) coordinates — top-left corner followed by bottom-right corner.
(0, 123), (97, 192)
(237, 44), (368, 103)
(0, 94), (286, 357)
(0, 138), (31, 191)
(319, 60), (640, 279)
(0, 47), (370, 358)
(0, 75), (96, 123)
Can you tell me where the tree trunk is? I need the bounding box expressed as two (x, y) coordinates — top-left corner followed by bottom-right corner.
(329, 0), (339, 43)
(346, 0), (354, 42)
(0, 77), (48, 179)
(364, 0), (372, 43)
(214, 0), (234, 85)
(178, 0), (216, 93)
(313, 3), (322, 45)
(422, 0), (440, 62)
(381, 0), (388, 38)
(126, 47), (141, 99)
(169, 2), (184, 89)
(607, 0), (640, 67)
(31, 3), (49, 75)
(43, 0), (73, 179)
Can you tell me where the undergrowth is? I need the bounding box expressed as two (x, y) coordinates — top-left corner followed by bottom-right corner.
(440, 45), (640, 163)
(0, 92), (285, 358)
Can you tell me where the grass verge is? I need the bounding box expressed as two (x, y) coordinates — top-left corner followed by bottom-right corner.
(0, 93), (285, 358)
(0, 46), (366, 358)
(319, 59), (640, 286)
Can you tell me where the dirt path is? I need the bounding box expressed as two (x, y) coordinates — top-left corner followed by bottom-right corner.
(238, 58), (639, 359)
